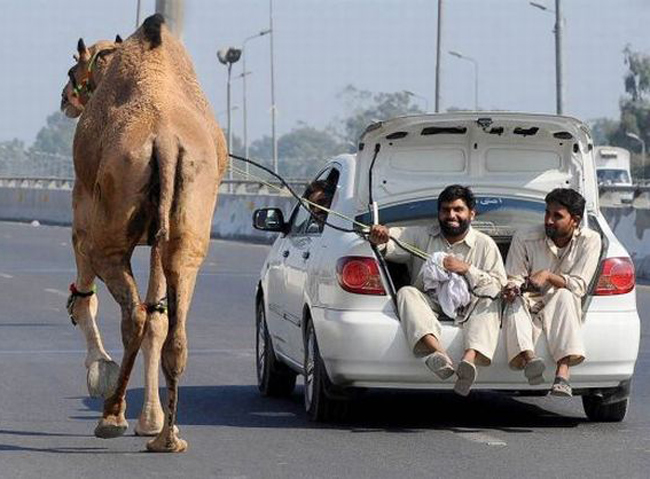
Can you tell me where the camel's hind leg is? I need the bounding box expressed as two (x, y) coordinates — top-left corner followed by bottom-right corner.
(92, 253), (148, 439)
(147, 239), (207, 453)
(135, 243), (169, 436)
(70, 185), (119, 399)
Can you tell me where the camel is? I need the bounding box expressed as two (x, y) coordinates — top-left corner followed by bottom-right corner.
(60, 14), (227, 452)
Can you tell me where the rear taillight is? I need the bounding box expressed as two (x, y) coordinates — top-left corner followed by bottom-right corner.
(594, 257), (635, 296)
(336, 256), (387, 295)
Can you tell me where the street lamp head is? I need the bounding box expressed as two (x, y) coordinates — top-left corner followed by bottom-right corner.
(448, 50), (464, 59)
(530, 2), (549, 11)
(626, 131), (641, 141)
(259, 28), (271, 36)
(217, 47), (242, 65)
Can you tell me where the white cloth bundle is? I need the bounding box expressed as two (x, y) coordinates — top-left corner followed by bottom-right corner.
(420, 252), (471, 318)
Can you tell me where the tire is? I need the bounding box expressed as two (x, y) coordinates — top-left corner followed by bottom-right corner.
(582, 395), (628, 422)
(256, 300), (297, 397)
(303, 319), (350, 422)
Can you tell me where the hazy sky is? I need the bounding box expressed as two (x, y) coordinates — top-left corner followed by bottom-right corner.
(1, 0), (649, 147)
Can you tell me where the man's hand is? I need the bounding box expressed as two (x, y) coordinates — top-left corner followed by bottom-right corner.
(368, 225), (390, 245)
(443, 255), (470, 275)
(502, 283), (520, 304)
(529, 270), (550, 289)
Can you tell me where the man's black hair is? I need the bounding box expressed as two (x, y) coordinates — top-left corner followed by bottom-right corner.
(545, 188), (586, 220)
(437, 184), (476, 211)
(304, 180), (335, 199)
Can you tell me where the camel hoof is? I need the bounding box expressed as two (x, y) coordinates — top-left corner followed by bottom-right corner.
(94, 416), (128, 439)
(146, 436), (188, 453)
(87, 359), (120, 399)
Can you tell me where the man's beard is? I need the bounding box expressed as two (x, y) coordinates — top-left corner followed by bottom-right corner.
(439, 218), (470, 237)
(546, 225), (573, 241)
(545, 226), (558, 239)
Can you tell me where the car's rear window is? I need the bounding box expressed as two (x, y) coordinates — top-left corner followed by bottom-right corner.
(355, 196), (546, 238)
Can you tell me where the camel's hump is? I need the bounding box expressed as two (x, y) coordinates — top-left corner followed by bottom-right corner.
(142, 13), (165, 49)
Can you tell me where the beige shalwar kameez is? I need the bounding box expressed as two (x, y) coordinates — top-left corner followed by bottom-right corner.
(384, 226), (506, 364)
(503, 225), (602, 366)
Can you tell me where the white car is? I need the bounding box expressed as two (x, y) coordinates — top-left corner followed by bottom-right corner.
(253, 113), (640, 423)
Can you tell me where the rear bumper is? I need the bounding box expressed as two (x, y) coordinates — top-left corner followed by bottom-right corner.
(311, 306), (640, 391)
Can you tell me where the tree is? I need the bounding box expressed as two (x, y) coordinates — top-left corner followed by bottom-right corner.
(31, 111), (77, 156)
(335, 85), (425, 148)
(606, 46), (650, 178)
(247, 125), (346, 179)
(589, 117), (620, 146)
(0, 139), (28, 175)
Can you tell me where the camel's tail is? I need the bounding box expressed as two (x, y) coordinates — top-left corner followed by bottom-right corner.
(152, 135), (179, 242)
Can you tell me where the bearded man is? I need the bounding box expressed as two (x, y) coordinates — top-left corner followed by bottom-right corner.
(502, 188), (602, 397)
(369, 185), (506, 396)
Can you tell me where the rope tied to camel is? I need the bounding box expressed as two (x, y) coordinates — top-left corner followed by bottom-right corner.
(66, 283), (97, 325)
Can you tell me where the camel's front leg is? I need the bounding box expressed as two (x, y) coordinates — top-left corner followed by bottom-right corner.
(70, 227), (119, 399)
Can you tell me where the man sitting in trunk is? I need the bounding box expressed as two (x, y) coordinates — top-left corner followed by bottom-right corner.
(501, 188), (602, 397)
(368, 185), (506, 396)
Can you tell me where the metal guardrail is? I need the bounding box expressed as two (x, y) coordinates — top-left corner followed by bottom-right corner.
(0, 176), (309, 196)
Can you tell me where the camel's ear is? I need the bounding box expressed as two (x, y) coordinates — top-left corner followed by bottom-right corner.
(115, 34), (123, 44)
(77, 38), (90, 61)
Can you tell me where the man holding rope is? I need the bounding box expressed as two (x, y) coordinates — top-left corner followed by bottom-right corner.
(368, 185), (506, 396)
(501, 188), (601, 397)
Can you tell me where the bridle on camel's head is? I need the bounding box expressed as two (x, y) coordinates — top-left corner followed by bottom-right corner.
(69, 47), (116, 103)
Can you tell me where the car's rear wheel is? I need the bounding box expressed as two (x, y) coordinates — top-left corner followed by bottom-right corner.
(256, 300), (297, 397)
(303, 319), (350, 422)
(582, 395), (628, 422)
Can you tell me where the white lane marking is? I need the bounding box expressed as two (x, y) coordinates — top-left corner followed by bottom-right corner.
(455, 430), (507, 447)
(249, 412), (296, 418)
(0, 273), (13, 278)
(44, 288), (69, 297)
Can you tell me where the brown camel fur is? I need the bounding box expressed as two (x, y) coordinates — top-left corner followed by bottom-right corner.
(60, 14), (227, 452)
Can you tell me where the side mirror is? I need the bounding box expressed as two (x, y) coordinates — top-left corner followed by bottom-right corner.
(253, 208), (288, 233)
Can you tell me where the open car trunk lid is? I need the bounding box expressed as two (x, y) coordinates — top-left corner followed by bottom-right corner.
(354, 113), (598, 217)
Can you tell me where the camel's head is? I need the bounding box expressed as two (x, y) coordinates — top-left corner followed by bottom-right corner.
(61, 35), (123, 118)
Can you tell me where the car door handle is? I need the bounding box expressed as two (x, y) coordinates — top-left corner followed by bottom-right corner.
(282, 250), (290, 258)
(302, 251), (310, 260)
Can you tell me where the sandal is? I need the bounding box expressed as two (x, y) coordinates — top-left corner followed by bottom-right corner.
(550, 376), (573, 397)
(454, 360), (477, 397)
(524, 358), (546, 386)
(424, 352), (455, 380)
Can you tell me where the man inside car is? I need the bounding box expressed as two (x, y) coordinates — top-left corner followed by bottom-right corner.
(502, 188), (602, 397)
(303, 180), (335, 233)
(368, 185), (506, 396)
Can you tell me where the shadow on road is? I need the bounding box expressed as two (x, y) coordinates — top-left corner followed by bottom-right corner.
(76, 384), (584, 434)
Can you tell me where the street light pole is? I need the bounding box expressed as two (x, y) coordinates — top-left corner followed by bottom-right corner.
(217, 47), (242, 190)
(435, 0), (443, 113)
(530, 1), (564, 115)
(241, 29), (271, 176)
(626, 132), (647, 182)
(136, 0), (142, 28)
(269, 0), (278, 173)
(448, 50), (479, 110)
(555, 0), (564, 115)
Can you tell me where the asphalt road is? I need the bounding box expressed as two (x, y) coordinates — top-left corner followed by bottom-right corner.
(0, 221), (648, 478)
